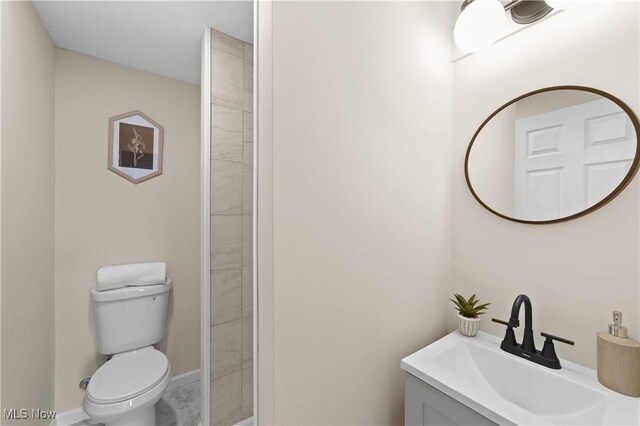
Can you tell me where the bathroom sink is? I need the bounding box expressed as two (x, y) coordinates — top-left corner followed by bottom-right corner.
(401, 331), (639, 425)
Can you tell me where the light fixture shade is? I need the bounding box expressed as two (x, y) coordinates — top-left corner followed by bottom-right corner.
(454, 0), (506, 53)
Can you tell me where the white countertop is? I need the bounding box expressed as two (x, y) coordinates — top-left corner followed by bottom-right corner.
(401, 331), (639, 425)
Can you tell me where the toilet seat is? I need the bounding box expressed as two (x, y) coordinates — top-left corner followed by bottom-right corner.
(83, 364), (171, 426)
(87, 347), (169, 404)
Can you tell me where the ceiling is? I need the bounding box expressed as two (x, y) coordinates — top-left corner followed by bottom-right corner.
(34, 1), (253, 85)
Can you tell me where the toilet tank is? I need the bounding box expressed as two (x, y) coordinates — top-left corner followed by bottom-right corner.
(90, 279), (172, 355)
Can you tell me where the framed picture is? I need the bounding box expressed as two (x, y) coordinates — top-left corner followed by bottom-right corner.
(108, 110), (164, 184)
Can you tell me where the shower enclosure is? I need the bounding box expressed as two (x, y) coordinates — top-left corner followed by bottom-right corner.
(202, 26), (256, 426)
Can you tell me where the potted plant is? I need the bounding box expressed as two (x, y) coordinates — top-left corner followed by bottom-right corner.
(450, 293), (490, 337)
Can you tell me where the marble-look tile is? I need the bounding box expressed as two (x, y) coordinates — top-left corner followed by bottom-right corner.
(211, 319), (242, 380)
(242, 112), (253, 143)
(242, 140), (253, 216)
(242, 315), (253, 371)
(212, 104), (242, 145)
(211, 215), (242, 270)
(241, 367), (253, 419)
(211, 371), (242, 426)
(212, 50), (243, 110)
(242, 171), (253, 215)
(156, 398), (177, 426)
(213, 30), (244, 59)
(243, 143), (253, 171)
(244, 43), (253, 64)
(157, 380), (200, 426)
(211, 268), (242, 325)
(211, 142), (242, 164)
(242, 215), (253, 266)
(212, 105), (242, 162)
(241, 266), (253, 318)
(243, 59), (253, 113)
(211, 160), (242, 214)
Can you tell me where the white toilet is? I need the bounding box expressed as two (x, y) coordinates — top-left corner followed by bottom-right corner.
(83, 279), (173, 426)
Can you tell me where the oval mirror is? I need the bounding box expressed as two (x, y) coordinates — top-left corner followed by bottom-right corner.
(465, 86), (640, 224)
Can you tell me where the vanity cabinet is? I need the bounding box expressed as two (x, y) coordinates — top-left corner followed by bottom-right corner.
(404, 373), (497, 426)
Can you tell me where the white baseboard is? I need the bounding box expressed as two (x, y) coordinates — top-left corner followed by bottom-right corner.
(166, 369), (200, 391)
(52, 369), (201, 426)
(50, 407), (88, 426)
(232, 417), (254, 426)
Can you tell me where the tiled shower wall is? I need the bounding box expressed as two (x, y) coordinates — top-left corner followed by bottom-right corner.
(210, 29), (253, 426)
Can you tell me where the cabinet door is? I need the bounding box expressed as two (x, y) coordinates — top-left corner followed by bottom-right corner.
(404, 373), (497, 426)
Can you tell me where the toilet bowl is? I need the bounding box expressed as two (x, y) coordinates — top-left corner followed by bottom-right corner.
(83, 347), (171, 426)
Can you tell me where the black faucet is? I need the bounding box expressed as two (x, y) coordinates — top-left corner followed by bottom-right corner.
(492, 294), (574, 369)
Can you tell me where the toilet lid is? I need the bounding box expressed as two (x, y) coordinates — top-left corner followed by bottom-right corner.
(86, 348), (169, 404)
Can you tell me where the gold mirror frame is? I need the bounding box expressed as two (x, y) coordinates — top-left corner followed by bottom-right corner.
(464, 86), (640, 225)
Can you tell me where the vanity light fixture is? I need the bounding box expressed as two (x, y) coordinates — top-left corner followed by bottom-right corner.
(454, 0), (554, 53)
(544, 0), (572, 9)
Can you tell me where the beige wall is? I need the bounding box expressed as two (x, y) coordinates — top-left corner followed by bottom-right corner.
(451, 2), (640, 369)
(54, 49), (201, 411)
(0, 1), (55, 423)
(262, 2), (453, 424)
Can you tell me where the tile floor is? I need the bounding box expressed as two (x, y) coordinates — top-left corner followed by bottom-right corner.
(71, 380), (200, 426)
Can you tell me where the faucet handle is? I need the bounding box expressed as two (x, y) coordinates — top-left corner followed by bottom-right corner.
(540, 332), (574, 364)
(492, 318), (517, 347)
(541, 332), (574, 346)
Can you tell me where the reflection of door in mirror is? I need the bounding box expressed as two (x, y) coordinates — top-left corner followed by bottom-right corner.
(514, 99), (635, 221)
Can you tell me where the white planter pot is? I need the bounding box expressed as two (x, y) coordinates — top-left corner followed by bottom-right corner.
(458, 314), (481, 337)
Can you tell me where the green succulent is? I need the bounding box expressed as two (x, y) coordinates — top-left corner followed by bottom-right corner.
(450, 293), (490, 318)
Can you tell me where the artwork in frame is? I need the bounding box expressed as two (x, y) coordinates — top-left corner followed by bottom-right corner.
(108, 110), (164, 184)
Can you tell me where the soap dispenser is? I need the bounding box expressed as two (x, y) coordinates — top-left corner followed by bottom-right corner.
(597, 311), (640, 397)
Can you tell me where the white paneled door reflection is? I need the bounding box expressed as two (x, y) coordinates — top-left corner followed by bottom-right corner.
(514, 99), (635, 221)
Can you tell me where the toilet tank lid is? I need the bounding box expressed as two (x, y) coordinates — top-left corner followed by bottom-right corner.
(91, 279), (172, 302)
